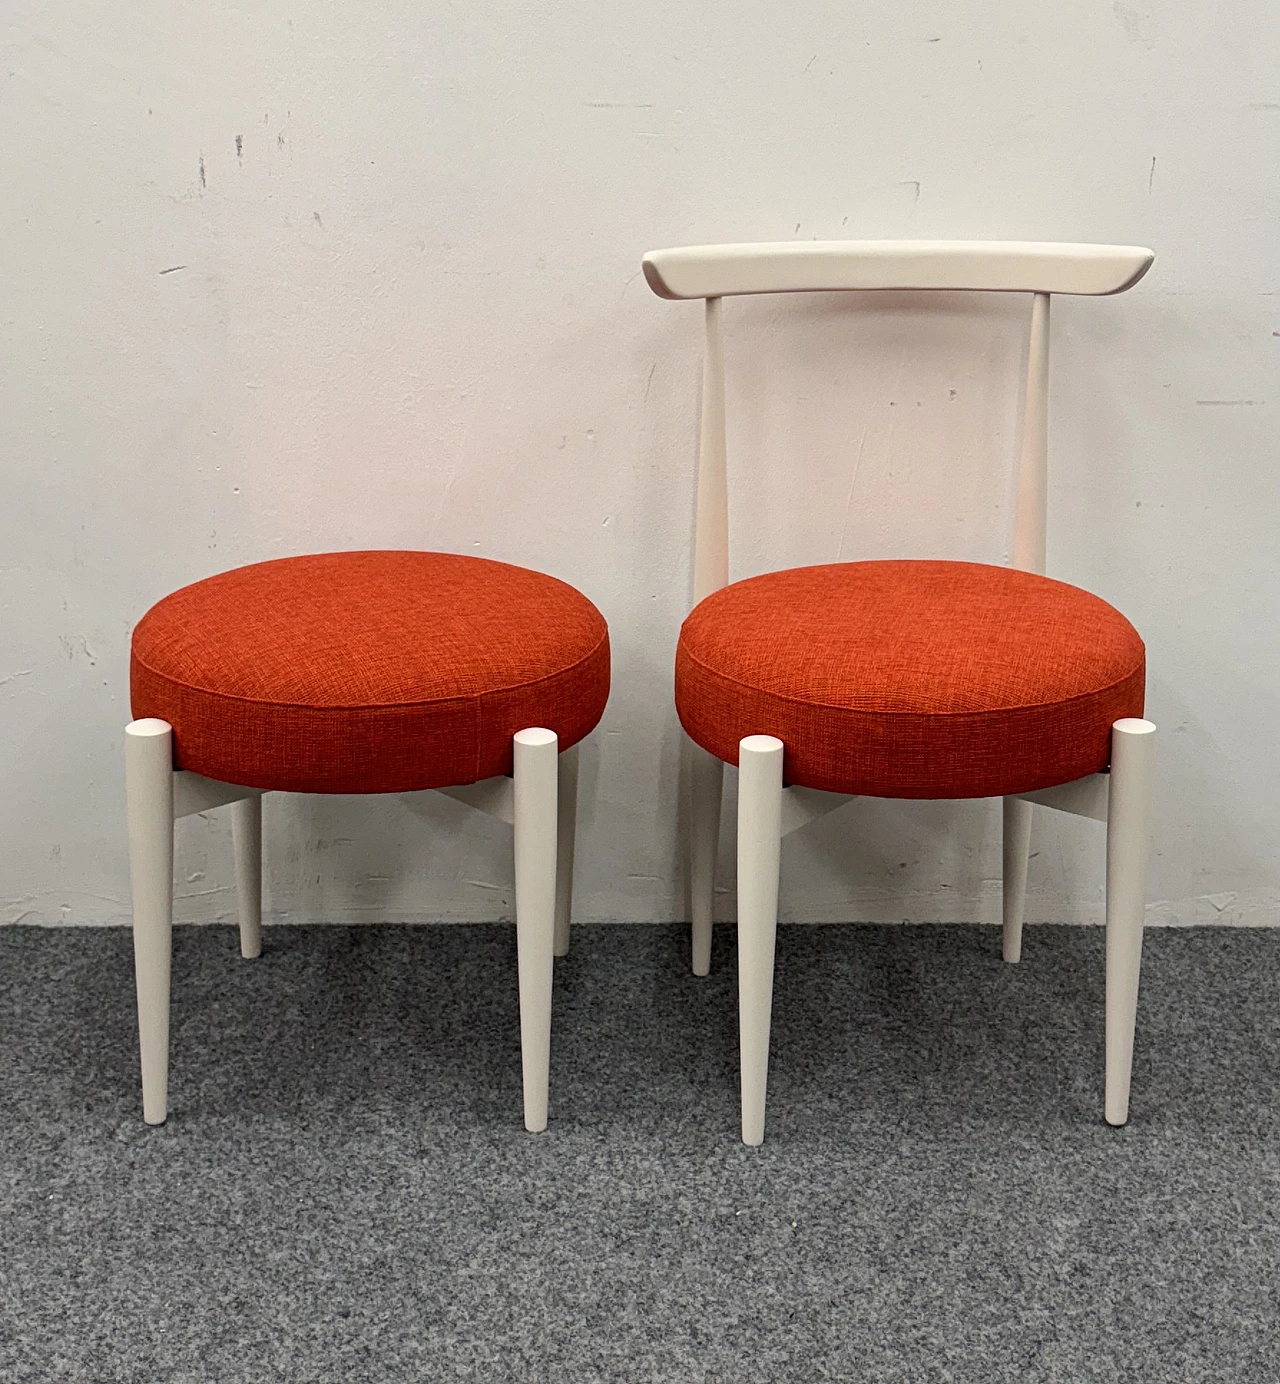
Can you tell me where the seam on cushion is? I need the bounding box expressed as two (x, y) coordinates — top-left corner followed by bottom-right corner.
(131, 626), (608, 712)
(677, 645), (1145, 719)
(699, 560), (1115, 601)
(694, 559), (1123, 614)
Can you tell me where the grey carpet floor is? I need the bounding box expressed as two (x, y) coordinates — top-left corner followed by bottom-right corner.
(1, 922), (1278, 1383)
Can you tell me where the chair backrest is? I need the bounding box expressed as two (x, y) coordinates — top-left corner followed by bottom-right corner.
(642, 240), (1154, 604)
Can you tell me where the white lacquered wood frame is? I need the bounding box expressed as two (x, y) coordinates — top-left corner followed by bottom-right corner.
(643, 240), (1154, 300)
(734, 724), (1155, 1143)
(653, 239), (1157, 1142)
(124, 718), (579, 1132)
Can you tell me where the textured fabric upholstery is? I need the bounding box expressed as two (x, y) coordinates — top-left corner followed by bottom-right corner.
(675, 560), (1144, 799)
(131, 551), (610, 793)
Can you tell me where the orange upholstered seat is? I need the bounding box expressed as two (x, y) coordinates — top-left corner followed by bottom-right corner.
(131, 551), (610, 794)
(676, 559), (1144, 799)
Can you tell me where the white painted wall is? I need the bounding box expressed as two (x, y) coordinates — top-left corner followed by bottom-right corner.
(3, 1), (1278, 932)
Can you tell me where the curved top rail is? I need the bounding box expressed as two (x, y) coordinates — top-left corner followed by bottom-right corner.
(642, 240), (1154, 300)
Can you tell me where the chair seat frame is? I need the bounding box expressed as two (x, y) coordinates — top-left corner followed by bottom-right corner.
(125, 717), (579, 1132)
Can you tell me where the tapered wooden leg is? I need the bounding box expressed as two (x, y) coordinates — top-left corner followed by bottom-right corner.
(1002, 796), (1033, 963)
(514, 728), (558, 1133)
(1104, 718), (1156, 1126)
(554, 744), (579, 958)
(737, 735), (784, 1147)
(231, 795), (262, 960)
(690, 740), (724, 977)
(125, 719), (175, 1125)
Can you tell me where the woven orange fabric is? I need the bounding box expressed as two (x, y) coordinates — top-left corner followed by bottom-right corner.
(131, 551), (610, 793)
(676, 560), (1144, 798)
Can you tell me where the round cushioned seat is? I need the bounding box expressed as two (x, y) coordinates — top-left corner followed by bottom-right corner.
(131, 551), (610, 794)
(676, 560), (1144, 799)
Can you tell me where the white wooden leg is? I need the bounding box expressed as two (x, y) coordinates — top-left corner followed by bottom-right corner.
(125, 719), (175, 1125)
(513, 727), (558, 1133)
(554, 744), (579, 958)
(689, 740), (724, 977)
(737, 735), (784, 1147)
(231, 795), (262, 960)
(1002, 796), (1033, 963)
(1104, 717), (1156, 1126)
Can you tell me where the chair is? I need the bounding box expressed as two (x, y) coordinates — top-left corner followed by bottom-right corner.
(643, 240), (1156, 1144)
(126, 549), (609, 1130)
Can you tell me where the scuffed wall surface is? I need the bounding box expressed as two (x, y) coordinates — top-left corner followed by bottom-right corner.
(2, 1), (1278, 928)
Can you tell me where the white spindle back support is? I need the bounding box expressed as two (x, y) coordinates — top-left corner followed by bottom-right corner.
(644, 240), (1154, 595)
